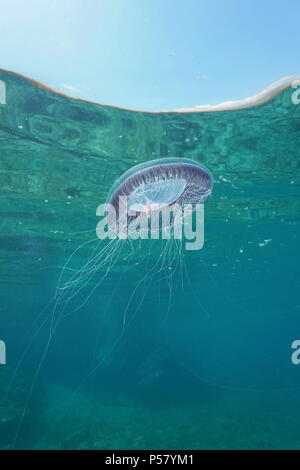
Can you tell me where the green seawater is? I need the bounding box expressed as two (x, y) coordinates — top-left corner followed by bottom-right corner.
(0, 70), (300, 450)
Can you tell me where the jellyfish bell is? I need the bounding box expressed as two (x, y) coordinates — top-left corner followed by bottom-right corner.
(104, 158), (213, 239)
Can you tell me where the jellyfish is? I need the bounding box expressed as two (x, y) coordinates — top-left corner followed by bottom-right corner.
(49, 157), (213, 319)
(10, 157), (213, 445)
(105, 157), (213, 235)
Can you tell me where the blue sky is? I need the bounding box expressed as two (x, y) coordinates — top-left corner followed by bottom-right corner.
(1, 0), (299, 110)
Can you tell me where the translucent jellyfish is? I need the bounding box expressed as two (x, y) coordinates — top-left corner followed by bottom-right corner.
(52, 158), (214, 328)
(105, 157), (213, 235)
(9, 157), (213, 444)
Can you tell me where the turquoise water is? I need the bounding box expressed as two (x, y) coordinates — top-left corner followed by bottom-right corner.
(0, 70), (300, 449)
